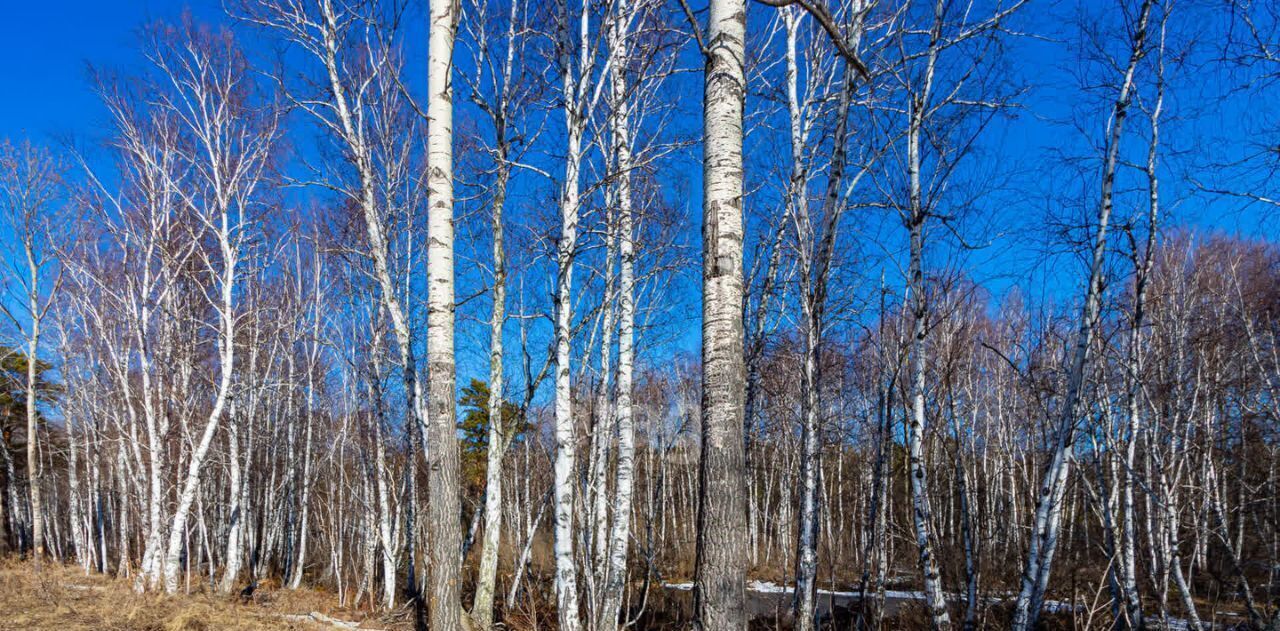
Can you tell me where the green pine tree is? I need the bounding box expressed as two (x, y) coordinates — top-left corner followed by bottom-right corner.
(457, 378), (526, 498)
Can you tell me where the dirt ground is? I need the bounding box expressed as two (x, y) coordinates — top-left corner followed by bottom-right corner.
(0, 560), (399, 631)
(0, 559), (1243, 630)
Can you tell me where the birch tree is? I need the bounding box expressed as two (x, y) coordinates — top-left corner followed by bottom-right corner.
(11, 3), (1280, 630)
(240, 0), (428, 604)
(596, 0), (637, 624)
(693, 0), (749, 625)
(458, 0), (539, 622)
(549, 0), (612, 622)
(425, 0), (465, 624)
(0, 140), (65, 567)
(146, 20), (277, 593)
(774, 1), (875, 623)
(1010, 0), (1155, 626)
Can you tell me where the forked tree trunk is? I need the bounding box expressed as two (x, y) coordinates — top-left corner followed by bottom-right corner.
(470, 4), (516, 616)
(1010, 1), (1152, 626)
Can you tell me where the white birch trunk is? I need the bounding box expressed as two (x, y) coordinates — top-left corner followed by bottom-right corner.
(693, 0), (749, 623)
(470, 0), (521, 625)
(426, 0), (464, 623)
(162, 227), (236, 594)
(553, 74), (585, 631)
(783, 13), (820, 629)
(550, 0), (597, 622)
(905, 102), (952, 631)
(25, 282), (43, 564)
(1010, 2), (1151, 625)
(220, 403), (244, 593)
(598, 2), (637, 623)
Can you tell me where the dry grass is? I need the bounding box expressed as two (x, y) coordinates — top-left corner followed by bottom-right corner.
(9, 558), (1228, 630)
(0, 559), (386, 631)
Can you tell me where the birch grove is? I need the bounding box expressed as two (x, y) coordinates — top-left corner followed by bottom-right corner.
(3, 0), (1280, 630)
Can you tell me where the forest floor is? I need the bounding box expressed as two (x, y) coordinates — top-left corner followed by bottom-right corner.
(0, 560), (399, 631)
(0, 559), (1246, 630)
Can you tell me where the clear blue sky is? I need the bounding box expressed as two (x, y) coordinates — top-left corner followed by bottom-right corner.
(0, 0), (1274, 359)
(0, 1), (227, 142)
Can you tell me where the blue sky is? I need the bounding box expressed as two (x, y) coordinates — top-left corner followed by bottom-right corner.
(1, 0), (1275, 390)
(4, 0), (1272, 243)
(1, 1), (224, 141)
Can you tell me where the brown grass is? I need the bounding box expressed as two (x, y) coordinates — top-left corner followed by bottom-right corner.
(0, 559), (385, 631)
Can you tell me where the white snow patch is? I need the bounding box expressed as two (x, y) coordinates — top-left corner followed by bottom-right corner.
(663, 580), (922, 600)
(661, 582), (1208, 629)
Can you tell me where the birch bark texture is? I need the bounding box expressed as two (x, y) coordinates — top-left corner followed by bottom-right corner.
(597, 0), (638, 625)
(694, 0), (749, 626)
(904, 16), (952, 623)
(552, 0), (589, 622)
(427, 0), (464, 626)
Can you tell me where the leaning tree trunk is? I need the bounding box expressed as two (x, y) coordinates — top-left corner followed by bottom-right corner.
(162, 230), (236, 594)
(1010, 2), (1152, 627)
(315, 2), (426, 605)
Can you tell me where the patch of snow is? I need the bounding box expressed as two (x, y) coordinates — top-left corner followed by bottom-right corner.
(1040, 600), (1082, 614)
(666, 580), (926, 601)
(746, 580), (789, 594)
(661, 581), (1209, 630)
